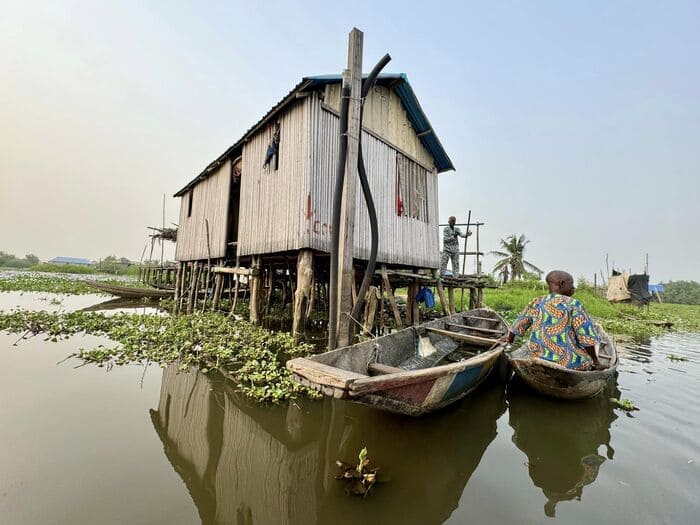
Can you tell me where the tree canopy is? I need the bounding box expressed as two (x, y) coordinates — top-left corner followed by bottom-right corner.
(490, 235), (542, 283)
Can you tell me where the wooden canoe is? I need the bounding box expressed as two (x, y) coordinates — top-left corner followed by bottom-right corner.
(287, 308), (509, 416)
(85, 281), (173, 299)
(506, 321), (618, 400)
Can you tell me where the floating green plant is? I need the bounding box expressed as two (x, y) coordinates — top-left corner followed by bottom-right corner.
(0, 309), (320, 404)
(610, 398), (639, 411)
(336, 447), (383, 497)
(666, 354), (688, 362)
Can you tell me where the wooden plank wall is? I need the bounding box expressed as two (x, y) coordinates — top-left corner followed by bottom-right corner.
(323, 83), (435, 169)
(175, 161), (231, 261)
(237, 99), (311, 256)
(308, 93), (440, 268)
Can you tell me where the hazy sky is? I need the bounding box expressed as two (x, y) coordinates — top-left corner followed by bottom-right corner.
(1, 1), (698, 281)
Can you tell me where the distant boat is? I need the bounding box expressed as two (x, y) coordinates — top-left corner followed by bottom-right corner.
(85, 281), (173, 299)
(506, 321), (619, 400)
(287, 308), (508, 416)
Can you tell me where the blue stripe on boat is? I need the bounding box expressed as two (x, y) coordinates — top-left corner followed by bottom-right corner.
(443, 366), (484, 401)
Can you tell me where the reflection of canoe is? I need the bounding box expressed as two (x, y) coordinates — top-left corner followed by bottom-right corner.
(508, 379), (619, 517)
(150, 364), (508, 525)
(85, 281), (173, 299)
(287, 308), (508, 416)
(507, 321), (618, 400)
(80, 297), (163, 312)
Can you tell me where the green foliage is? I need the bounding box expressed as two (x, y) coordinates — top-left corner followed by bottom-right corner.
(0, 251), (41, 269)
(29, 263), (96, 274)
(610, 398), (638, 411)
(0, 309), (320, 404)
(661, 280), (700, 305)
(0, 275), (139, 294)
(490, 234), (542, 283)
(482, 280), (700, 340)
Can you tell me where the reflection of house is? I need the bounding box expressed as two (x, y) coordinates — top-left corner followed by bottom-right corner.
(48, 256), (94, 266)
(150, 366), (505, 525)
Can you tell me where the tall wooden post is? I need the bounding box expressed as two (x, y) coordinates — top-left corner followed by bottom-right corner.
(249, 255), (262, 325)
(292, 249), (314, 341)
(335, 28), (363, 348)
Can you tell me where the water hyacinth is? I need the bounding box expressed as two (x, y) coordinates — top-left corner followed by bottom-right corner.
(0, 309), (320, 403)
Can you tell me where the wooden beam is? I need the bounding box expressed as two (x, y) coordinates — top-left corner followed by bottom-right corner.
(212, 266), (255, 276)
(368, 362), (404, 375)
(425, 327), (498, 347)
(336, 28), (363, 348)
(445, 322), (503, 334)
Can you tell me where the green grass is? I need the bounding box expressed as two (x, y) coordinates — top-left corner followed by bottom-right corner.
(29, 263), (96, 274)
(481, 280), (700, 340)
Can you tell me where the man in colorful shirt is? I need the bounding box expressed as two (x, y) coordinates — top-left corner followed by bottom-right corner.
(440, 216), (471, 276)
(500, 271), (605, 370)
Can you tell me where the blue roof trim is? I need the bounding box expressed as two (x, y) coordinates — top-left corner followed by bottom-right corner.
(304, 73), (454, 172)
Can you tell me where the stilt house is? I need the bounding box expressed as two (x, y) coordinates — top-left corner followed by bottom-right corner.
(173, 74), (453, 269)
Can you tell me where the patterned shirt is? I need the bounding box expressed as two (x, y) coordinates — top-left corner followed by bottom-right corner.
(511, 294), (600, 370)
(443, 226), (464, 254)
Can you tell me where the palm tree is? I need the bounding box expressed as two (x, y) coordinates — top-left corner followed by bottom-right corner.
(491, 234), (542, 283)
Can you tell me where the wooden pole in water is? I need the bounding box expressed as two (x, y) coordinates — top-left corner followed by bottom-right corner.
(187, 262), (199, 314)
(249, 255), (262, 324)
(335, 28), (363, 348)
(173, 263), (181, 313)
(212, 273), (223, 310)
(293, 249), (314, 341)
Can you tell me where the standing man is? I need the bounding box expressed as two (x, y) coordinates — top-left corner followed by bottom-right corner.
(440, 216), (471, 276)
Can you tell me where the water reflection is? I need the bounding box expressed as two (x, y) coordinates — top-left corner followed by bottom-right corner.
(507, 379), (620, 518)
(150, 366), (506, 525)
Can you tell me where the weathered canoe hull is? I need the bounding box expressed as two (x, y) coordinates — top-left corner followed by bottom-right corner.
(507, 321), (618, 400)
(288, 308), (508, 416)
(85, 281), (174, 299)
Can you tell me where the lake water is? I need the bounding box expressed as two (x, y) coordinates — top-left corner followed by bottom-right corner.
(0, 291), (698, 524)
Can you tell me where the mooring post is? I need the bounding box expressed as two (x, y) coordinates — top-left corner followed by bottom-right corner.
(335, 28), (363, 348)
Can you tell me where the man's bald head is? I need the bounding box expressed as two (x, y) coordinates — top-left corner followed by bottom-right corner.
(545, 271), (575, 296)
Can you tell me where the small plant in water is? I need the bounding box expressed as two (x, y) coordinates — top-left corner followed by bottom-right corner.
(666, 354), (688, 362)
(335, 447), (382, 497)
(610, 398), (639, 411)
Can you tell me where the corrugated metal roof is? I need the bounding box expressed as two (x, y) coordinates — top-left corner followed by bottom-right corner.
(174, 73), (454, 197)
(48, 257), (93, 265)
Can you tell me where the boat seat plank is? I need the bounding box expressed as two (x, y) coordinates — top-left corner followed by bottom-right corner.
(462, 315), (500, 323)
(445, 322), (503, 334)
(367, 363), (405, 376)
(425, 327), (498, 347)
(287, 358), (368, 389)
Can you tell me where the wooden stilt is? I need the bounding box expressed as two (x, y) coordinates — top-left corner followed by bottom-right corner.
(249, 256), (262, 324)
(448, 287), (456, 315)
(381, 265), (403, 329)
(212, 273), (223, 310)
(362, 286), (380, 336)
(187, 262), (199, 314)
(292, 249), (314, 341)
(173, 263), (181, 314)
(433, 270), (449, 316)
